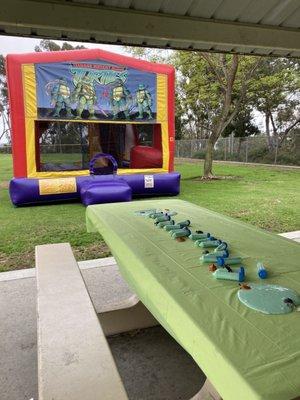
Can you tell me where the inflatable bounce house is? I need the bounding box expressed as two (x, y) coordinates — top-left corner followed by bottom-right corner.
(7, 49), (180, 206)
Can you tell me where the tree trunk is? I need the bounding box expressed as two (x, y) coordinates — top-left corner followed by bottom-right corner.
(237, 137), (242, 156)
(265, 113), (273, 150)
(203, 138), (214, 178)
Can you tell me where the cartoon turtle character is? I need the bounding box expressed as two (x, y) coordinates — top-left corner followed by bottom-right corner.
(110, 80), (131, 120)
(73, 72), (97, 119)
(136, 84), (153, 120)
(50, 77), (72, 118)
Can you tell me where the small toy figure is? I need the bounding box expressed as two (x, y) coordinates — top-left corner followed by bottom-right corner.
(239, 283), (251, 290)
(110, 80), (131, 119)
(176, 237), (186, 242)
(209, 264), (217, 272)
(73, 72), (97, 119)
(50, 77), (72, 118)
(283, 298), (296, 309)
(136, 84), (153, 119)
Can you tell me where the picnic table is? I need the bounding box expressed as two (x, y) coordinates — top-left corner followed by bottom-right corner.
(86, 199), (300, 400)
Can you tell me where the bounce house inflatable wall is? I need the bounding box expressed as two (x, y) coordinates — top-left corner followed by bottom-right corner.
(6, 48), (180, 206)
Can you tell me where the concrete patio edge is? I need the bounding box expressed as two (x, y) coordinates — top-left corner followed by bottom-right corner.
(0, 256), (117, 282)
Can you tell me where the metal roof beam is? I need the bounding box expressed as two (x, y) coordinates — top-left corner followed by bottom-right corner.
(0, 0), (299, 56)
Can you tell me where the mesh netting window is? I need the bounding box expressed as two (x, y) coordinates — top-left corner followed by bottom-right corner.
(37, 121), (89, 172)
(36, 121), (162, 172)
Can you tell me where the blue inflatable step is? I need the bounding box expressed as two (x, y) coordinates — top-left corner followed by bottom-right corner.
(80, 180), (132, 206)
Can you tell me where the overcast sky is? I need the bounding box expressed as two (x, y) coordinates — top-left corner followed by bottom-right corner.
(0, 36), (126, 55)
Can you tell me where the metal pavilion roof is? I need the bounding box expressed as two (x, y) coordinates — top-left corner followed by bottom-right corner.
(0, 0), (299, 57)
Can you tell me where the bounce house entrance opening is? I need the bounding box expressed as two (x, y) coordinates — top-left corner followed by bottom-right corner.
(36, 121), (163, 173)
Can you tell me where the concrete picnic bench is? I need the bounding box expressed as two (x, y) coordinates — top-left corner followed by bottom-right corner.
(36, 243), (129, 400)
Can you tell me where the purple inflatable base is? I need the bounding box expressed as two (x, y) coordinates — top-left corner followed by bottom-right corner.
(81, 181), (132, 206)
(9, 172), (181, 206)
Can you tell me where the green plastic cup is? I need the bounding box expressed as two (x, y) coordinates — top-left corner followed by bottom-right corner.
(189, 232), (210, 241)
(177, 220), (191, 228)
(200, 254), (218, 263)
(155, 215), (171, 223)
(171, 228), (191, 239)
(149, 212), (163, 219)
(157, 220), (174, 228)
(213, 267), (245, 282)
(199, 240), (221, 248)
(200, 250), (228, 263)
(194, 238), (211, 247)
(165, 224), (182, 232)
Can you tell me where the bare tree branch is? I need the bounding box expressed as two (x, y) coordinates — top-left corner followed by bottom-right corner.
(200, 52), (226, 91)
(279, 115), (300, 145)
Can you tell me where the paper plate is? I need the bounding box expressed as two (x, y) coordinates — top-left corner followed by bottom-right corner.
(238, 283), (300, 314)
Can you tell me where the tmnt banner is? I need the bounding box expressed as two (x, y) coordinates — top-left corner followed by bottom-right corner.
(35, 59), (157, 121)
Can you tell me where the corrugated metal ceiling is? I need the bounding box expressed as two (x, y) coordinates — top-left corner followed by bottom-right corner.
(0, 0), (299, 57)
(80, 0), (300, 28)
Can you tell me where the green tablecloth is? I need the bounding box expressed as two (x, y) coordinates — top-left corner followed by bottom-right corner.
(86, 199), (300, 400)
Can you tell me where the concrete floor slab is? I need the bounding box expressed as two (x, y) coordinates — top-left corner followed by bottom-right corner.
(0, 278), (37, 400)
(108, 327), (204, 400)
(0, 265), (205, 400)
(82, 264), (135, 312)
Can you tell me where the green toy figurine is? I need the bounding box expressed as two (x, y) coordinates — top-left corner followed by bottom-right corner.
(110, 79), (131, 120)
(136, 84), (153, 120)
(72, 72), (97, 119)
(50, 77), (72, 118)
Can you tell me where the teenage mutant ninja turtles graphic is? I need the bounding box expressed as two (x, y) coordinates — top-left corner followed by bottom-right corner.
(110, 80), (131, 120)
(50, 77), (72, 118)
(72, 71), (97, 119)
(136, 84), (153, 119)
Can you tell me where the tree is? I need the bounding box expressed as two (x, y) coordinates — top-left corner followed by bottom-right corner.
(0, 55), (11, 143)
(34, 39), (85, 52)
(223, 108), (260, 156)
(251, 58), (300, 152)
(172, 52), (262, 177)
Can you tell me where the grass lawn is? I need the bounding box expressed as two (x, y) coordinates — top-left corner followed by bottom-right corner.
(0, 153), (299, 272)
